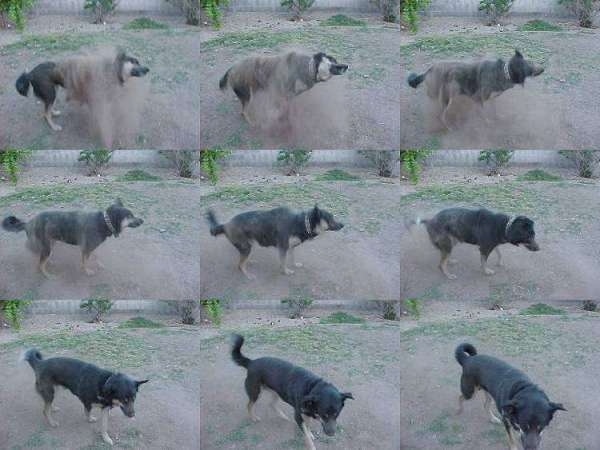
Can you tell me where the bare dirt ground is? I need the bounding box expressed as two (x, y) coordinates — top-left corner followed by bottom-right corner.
(400, 311), (600, 450)
(200, 12), (400, 150)
(0, 13), (199, 149)
(400, 166), (600, 303)
(200, 166), (400, 301)
(0, 167), (200, 300)
(400, 16), (600, 149)
(0, 313), (200, 449)
(199, 310), (400, 449)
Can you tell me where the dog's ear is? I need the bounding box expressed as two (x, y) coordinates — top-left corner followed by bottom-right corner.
(514, 49), (523, 59)
(341, 392), (354, 403)
(501, 400), (519, 419)
(549, 402), (566, 412)
(136, 379), (149, 390)
(301, 395), (318, 412)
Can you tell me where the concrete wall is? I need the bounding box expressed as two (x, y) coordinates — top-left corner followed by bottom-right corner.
(428, 0), (568, 16)
(425, 150), (571, 167)
(225, 150), (395, 167)
(29, 150), (172, 167)
(229, 0), (377, 12)
(28, 300), (174, 314)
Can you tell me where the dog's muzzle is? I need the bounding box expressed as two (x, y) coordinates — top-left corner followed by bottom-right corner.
(128, 218), (144, 228)
(330, 222), (344, 231)
(524, 240), (539, 251)
(330, 64), (348, 75)
(131, 66), (150, 77)
(321, 419), (337, 436)
(521, 430), (542, 450)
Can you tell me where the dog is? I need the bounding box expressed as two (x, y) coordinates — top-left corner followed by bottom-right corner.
(407, 49), (544, 129)
(206, 205), (344, 279)
(407, 207), (539, 279)
(219, 51), (348, 125)
(2, 198), (143, 278)
(231, 334), (353, 450)
(455, 343), (565, 450)
(22, 348), (148, 446)
(16, 50), (149, 131)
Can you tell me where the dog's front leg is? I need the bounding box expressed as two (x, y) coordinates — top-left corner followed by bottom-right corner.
(43, 402), (60, 427)
(101, 407), (114, 446)
(296, 413), (316, 450)
(503, 420), (519, 450)
(494, 248), (503, 267)
(44, 103), (62, 131)
(480, 252), (495, 276)
(289, 247), (303, 268)
(279, 247), (294, 275)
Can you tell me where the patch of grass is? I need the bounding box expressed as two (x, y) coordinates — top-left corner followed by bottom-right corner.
(517, 169), (562, 181)
(320, 312), (365, 324)
(124, 17), (168, 30)
(0, 185), (126, 208)
(119, 317), (164, 328)
(518, 19), (562, 31)
(202, 30), (306, 51)
(117, 169), (162, 182)
(321, 14), (366, 26)
(424, 415), (463, 446)
(315, 169), (360, 181)
(520, 303), (565, 315)
(2, 33), (99, 55)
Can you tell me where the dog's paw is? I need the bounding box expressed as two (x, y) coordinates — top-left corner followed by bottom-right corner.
(48, 419), (59, 428)
(51, 109), (61, 116)
(51, 405), (60, 412)
(50, 123), (62, 131)
(282, 268), (294, 275)
(102, 434), (114, 446)
(88, 415), (98, 423)
(83, 267), (96, 276)
(244, 272), (256, 281)
(484, 267), (495, 276)
(294, 262), (303, 268)
(445, 273), (457, 280)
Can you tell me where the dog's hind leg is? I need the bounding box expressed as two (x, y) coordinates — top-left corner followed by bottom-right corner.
(81, 251), (96, 276)
(37, 381), (59, 427)
(38, 241), (55, 279)
(440, 98), (455, 131)
(266, 389), (291, 422)
(457, 375), (476, 415)
(43, 90), (62, 131)
(439, 251), (457, 280)
(84, 404), (97, 423)
(245, 377), (261, 422)
(235, 243), (255, 280)
(289, 247), (302, 268)
(101, 407), (114, 446)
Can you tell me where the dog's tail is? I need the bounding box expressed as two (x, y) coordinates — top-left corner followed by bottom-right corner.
(407, 70), (428, 88)
(455, 343), (477, 366)
(231, 334), (251, 369)
(2, 216), (26, 232)
(16, 72), (31, 97)
(206, 209), (225, 236)
(219, 68), (231, 91)
(21, 348), (44, 370)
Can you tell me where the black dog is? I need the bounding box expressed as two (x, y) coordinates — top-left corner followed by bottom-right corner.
(23, 348), (149, 446)
(409, 207), (539, 279)
(456, 343), (565, 450)
(231, 334), (353, 450)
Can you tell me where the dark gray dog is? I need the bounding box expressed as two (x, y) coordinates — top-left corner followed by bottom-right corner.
(408, 207), (539, 279)
(408, 49), (544, 129)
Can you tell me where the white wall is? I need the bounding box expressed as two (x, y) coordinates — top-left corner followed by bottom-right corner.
(428, 0), (568, 16)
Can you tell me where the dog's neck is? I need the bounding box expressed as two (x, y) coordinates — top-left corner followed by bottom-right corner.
(104, 211), (116, 235)
(504, 216), (514, 239)
(503, 62), (512, 82)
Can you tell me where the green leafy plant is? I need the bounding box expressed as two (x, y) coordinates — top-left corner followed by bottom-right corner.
(80, 299), (113, 323)
(281, 296), (313, 319)
(320, 312), (365, 324)
(0, 300), (30, 329)
(520, 303), (565, 315)
(582, 300), (597, 311)
(201, 0), (228, 28)
(375, 300), (399, 320)
(321, 14), (366, 26)
(478, 0), (513, 25)
(399, 0), (430, 29)
(78, 149), (113, 176)
(200, 299), (224, 325)
(84, 0), (118, 24)
(277, 150), (312, 175)
(361, 150), (400, 178)
(117, 169), (161, 182)
(0, 0), (36, 30)
(281, 0), (315, 20)
(559, 150), (600, 178)
(403, 299), (421, 318)
(124, 17), (168, 29)
(161, 150), (199, 178)
(400, 149), (431, 183)
(0, 149), (31, 184)
(478, 150), (514, 175)
(200, 149), (231, 184)
(518, 19), (562, 31)
(558, 0), (599, 28)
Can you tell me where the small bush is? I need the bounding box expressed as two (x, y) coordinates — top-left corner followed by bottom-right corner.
(78, 149), (113, 176)
(517, 169), (562, 182)
(478, 0), (513, 25)
(117, 169), (161, 182)
(478, 150), (514, 175)
(558, 0), (599, 28)
(402, 299), (421, 318)
(80, 299), (113, 323)
(161, 150), (199, 178)
(166, 300), (199, 324)
(559, 150), (600, 178)
(119, 317), (164, 328)
(374, 301), (399, 320)
(165, 0), (201, 25)
(320, 312), (365, 324)
(0, 300), (30, 329)
(0, 0), (36, 30)
(281, 0), (315, 20)
(281, 296), (313, 319)
(582, 300), (597, 311)
(201, 0), (228, 28)
(400, 149), (431, 183)
(124, 17), (168, 29)
(84, 0), (119, 24)
(518, 19), (562, 31)
(277, 150), (312, 175)
(315, 169), (360, 181)
(0, 149), (31, 184)
(520, 303), (565, 315)
(399, 0), (430, 29)
(321, 14), (366, 26)
(200, 299), (224, 325)
(361, 150), (399, 178)
(200, 149), (231, 184)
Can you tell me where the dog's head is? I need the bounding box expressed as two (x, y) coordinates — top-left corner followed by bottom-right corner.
(313, 52), (348, 82)
(102, 374), (149, 418)
(106, 198), (144, 237)
(308, 205), (344, 235)
(115, 51), (150, 84)
(302, 386), (353, 436)
(506, 216), (539, 251)
(502, 397), (565, 450)
(509, 49), (544, 85)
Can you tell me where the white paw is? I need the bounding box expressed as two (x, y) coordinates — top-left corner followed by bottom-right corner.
(484, 267), (495, 276)
(294, 262), (303, 268)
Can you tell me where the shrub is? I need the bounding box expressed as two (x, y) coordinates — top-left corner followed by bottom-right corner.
(0, 149), (31, 184)
(124, 17), (168, 30)
(558, 0), (599, 28)
(361, 150), (399, 177)
(559, 150), (600, 178)
(281, 0), (315, 20)
(200, 149), (231, 184)
(161, 150), (199, 178)
(478, 0), (513, 25)
(582, 300), (597, 311)
(200, 299), (224, 325)
(84, 0), (119, 24)
(518, 19), (562, 31)
(201, 0), (228, 28)
(400, 149), (431, 183)
(78, 149), (113, 176)
(478, 150), (514, 175)
(281, 296), (313, 319)
(0, 300), (30, 329)
(277, 150), (312, 175)
(321, 14), (366, 26)
(402, 298), (421, 318)
(168, 300), (198, 324)
(374, 300), (399, 320)
(166, 0), (200, 25)
(399, 0), (430, 29)
(0, 0), (36, 30)
(80, 299), (113, 323)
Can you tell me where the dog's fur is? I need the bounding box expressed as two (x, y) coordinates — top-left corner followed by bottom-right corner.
(16, 51), (149, 131)
(219, 51), (348, 124)
(2, 199), (143, 278)
(231, 334), (353, 450)
(408, 50), (544, 129)
(408, 207), (539, 279)
(206, 205), (344, 279)
(22, 348), (148, 446)
(456, 343), (565, 450)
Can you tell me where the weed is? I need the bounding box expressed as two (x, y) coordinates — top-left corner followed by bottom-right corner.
(0, 300), (31, 329)
(281, 0), (315, 20)
(117, 169), (161, 182)
(118, 317), (163, 328)
(124, 17), (168, 30)
(315, 169), (360, 181)
(518, 19), (562, 31)
(479, 0), (513, 26)
(321, 14), (366, 26)
(361, 150), (399, 177)
(520, 303), (565, 315)
(559, 150), (600, 178)
(84, 0), (118, 24)
(401, 149), (431, 183)
(200, 149), (231, 184)
(0, 149), (31, 184)
(478, 149), (514, 175)
(80, 299), (114, 323)
(403, 298), (422, 318)
(78, 149), (113, 176)
(276, 150), (312, 175)
(517, 169), (562, 181)
(281, 294), (313, 319)
(320, 312), (365, 324)
(200, 299), (224, 325)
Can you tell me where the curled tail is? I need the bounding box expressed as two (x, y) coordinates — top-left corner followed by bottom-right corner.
(408, 71), (427, 88)
(219, 68), (230, 90)
(455, 343), (477, 367)
(206, 210), (225, 236)
(16, 72), (31, 97)
(231, 334), (251, 368)
(2, 216), (26, 232)
(22, 348), (43, 370)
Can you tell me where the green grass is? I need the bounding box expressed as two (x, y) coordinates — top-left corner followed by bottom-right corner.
(124, 17), (168, 30)
(518, 19), (562, 32)
(321, 14), (366, 26)
(520, 303), (565, 315)
(202, 30), (307, 51)
(424, 415), (463, 446)
(320, 312), (365, 324)
(117, 169), (162, 182)
(315, 169), (360, 181)
(517, 169), (562, 181)
(3, 33), (99, 55)
(0, 185), (130, 208)
(118, 317), (164, 328)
